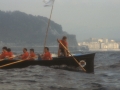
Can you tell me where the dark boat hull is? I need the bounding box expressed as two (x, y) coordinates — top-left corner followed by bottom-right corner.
(0, 53), (95, 73)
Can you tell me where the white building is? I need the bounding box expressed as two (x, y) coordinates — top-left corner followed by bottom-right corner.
(78, 38), (120, 51)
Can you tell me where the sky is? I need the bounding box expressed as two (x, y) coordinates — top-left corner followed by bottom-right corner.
(0, 0), (120, 41)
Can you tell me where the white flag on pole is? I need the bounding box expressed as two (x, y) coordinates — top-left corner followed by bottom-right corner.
(43, 0), (55, 7)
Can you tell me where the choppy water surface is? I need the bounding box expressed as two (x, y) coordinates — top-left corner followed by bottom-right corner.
(0, 52), (120, 90)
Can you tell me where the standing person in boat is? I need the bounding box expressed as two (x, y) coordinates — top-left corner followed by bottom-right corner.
(0, 46), (8, 59)
(19, 48), (29, 60)
(41, 47), (52, 60)
(27, 48), (36, 60)
(57, 36), (69, 57)
(7, 48), (14, 60)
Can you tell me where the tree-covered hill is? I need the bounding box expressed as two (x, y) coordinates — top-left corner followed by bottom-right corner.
(0, 10), (78, 47)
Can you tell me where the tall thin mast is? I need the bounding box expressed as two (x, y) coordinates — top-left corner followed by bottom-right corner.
(43, 0), (55, 50)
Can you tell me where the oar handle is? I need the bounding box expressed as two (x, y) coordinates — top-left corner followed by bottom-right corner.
(0, 55), (17, 61)
(57, 39), (86, 72)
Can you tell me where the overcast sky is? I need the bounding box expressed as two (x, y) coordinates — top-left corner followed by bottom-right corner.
(0, 0), (120, 41)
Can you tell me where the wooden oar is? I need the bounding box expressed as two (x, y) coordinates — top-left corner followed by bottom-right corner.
(57, 39), (86, 72)
(0, 60), (25, 68)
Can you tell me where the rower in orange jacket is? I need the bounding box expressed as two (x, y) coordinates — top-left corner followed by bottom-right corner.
(20, 48), (29, 60)
(41, 47), (52, 60)
(0, 46), (8, 59)
(27, 48), (36, 60)
(7, 48), (14, 60)
(58, 36), (69, 57)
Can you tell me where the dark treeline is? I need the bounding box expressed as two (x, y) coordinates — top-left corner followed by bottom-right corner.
(0, 10), (78, 47)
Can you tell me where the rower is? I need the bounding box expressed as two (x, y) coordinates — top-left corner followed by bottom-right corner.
(19, 48), (29, 60)
(57, 36), (69, 57)
(41, 47), (52, 60)
(7, 48), (14, 60)
(27, 49), (36, 60)
(0, 46), (8, 59)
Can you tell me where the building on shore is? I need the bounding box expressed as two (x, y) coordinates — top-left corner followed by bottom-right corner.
(78, 38), (120, 51)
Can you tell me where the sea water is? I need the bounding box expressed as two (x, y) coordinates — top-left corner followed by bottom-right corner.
(0, 51), (120, 90)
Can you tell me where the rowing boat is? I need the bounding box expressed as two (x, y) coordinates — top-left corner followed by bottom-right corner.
(0, 53), (95, 73)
